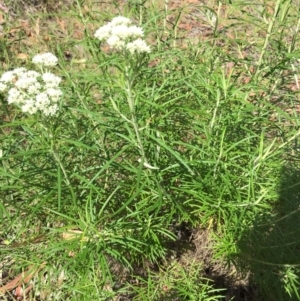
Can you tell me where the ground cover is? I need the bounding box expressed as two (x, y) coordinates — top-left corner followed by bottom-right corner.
(1, 0), (300, 300)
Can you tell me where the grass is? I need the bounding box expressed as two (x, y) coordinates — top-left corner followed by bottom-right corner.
(0, 0), (300, 300)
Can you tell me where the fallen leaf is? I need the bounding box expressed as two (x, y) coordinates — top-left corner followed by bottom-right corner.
(57, 270), (65, 286)
(15, 283), (33, 298)
(0, 262), (46, 294)
(62, 229), (83, 240)
(56, 17), (66, 33)
(16, 53), (29, 61)
(34, 17), (40, 36)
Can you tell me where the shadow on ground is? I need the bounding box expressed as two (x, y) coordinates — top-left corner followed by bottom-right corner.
(234, 163), (300, 301)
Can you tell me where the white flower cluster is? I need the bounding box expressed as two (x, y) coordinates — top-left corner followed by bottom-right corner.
(32, 52), (58, 67)
(94, 16), (151, 54)
(0, 54), (62, 116)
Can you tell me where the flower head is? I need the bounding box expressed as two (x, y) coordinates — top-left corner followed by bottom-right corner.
(94, 16), (150, 55)
(127, 26), (144, 38)
(1, 71), (17, 83)
(13, 68), (27, 76)
(126, 39), (151, 54)
(22, 99), (38, 114)
(42, 72), (61, 88)
(0, 82), (8, 92)
(0, 55), (63, 116)
(106, 35), (126, 50)
(110, 16), (132, 26)
(95, 24), (112, 41)
(43, 104), (59, 116)
(32, 53), (58, 67)
(7, 88), (24, 104)
(15, 75), (38, 90)
(46, 88), (63, 102)
(110, 25), (132, 40)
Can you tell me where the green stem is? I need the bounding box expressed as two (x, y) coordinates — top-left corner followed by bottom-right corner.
(48, 126), (70, 186)
(124, 66), (147, 164)
(254, 0), (282, 81)
(51, 148), (70, 186)
(163, 0), (168, 34)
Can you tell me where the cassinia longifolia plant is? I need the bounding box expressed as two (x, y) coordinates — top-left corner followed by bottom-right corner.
(0, 17), (156, 174)
(0, 52), (68, 183)
(94, 16), (157, 169)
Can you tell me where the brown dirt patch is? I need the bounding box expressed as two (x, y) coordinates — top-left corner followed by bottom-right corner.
(178, 227), (259, 301)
